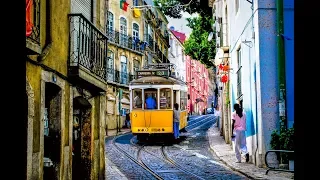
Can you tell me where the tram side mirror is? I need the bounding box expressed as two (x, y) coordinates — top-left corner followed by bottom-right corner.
(188, 94), (190, 100)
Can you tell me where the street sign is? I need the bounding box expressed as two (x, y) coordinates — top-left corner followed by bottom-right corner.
(136, 69), (169, 77)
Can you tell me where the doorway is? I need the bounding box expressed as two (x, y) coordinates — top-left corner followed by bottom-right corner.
(43, 82), (62, 180)
(72, 96), (92, 180)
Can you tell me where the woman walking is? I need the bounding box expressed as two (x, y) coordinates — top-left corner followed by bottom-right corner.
(231, 103), (249, 163)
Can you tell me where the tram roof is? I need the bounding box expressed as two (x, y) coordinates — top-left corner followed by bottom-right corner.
(129, 76), (186, 86)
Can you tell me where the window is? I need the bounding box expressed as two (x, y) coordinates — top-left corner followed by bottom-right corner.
(181, 51), (184, 62)
(144, 88), (158, 110)
(175, 41), (178, 56)
(180, 91), (187, 111)
(133, 60), (140, 71)
(120, 55), (128, 84)
(133, 0), (139, 6)
(133, 23), (139, 39)
(132, 89), (142, 109)
(235, 0), (239, 14)
(132, 23), (139, 50)
(107, 50), (114, 81)
(160, 88), (172, 109)
(120, 17), (127, 46)
(237, 47), (242, 98)
(107, 12), (114, 31)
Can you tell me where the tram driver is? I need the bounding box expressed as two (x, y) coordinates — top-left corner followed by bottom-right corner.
(145, 93), (157, 109)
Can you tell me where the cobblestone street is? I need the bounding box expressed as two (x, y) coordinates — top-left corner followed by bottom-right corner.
(105, 115), (247, 179)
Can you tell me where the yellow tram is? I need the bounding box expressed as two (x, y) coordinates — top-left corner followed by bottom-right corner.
(129, 64), (188, 140)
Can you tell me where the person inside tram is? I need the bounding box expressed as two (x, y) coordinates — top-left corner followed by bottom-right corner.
(133, 91), (142, 108)
(160, 92), (167, 108)
(145, 93), (157, 109)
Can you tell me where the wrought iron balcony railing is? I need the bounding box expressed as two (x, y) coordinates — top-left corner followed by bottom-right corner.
(106, 68), (136, 85)
(68, 14), (107, 81)
(106, 29), (145, 53)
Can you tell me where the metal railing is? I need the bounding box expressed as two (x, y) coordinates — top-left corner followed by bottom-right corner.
(106, 68), (136, 85)
(106, 29), (144, 53)
(265, 150), (294, 174)
(27, 0), (40, 44)
(68, 14), (108, 81)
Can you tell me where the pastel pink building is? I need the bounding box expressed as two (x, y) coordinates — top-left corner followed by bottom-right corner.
(186, 56), (209, 115)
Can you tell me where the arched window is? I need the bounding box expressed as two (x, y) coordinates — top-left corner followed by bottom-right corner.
(107, 12), (114, 31)
(120, 17), (127, 46)
(133, 23), (139, 39)
(132, 23), (140, 50)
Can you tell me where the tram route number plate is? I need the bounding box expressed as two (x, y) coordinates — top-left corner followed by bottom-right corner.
(137, 70), (169, 77)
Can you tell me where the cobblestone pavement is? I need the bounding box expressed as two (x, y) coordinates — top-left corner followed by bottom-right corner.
(207, 122), (294, 180)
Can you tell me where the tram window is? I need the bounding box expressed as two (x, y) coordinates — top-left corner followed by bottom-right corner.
(133, 89), (142, 109)
(144, 88), (158, 110)
(160, 88), (172, 109)
(180, 91), (187, 111)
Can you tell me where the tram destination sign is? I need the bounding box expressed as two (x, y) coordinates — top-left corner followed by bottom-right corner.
(137, 69), (169, 77)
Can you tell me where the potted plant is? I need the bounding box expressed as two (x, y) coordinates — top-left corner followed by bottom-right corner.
(270, 126), (294, 170)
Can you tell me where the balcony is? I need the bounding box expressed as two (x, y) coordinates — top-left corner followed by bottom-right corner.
(106, 68), (136, 87)
(68, 14), (108, 92)
(107, 29), (144, 55)
(26, 0), (41, 54)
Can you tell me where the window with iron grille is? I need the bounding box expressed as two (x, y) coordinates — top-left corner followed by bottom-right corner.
(236, 47), (242, 98)
(107, 11), (113, 31)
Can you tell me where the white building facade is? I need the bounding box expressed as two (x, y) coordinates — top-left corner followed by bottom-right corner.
(211, 0), (283, 167)
(168, 29), (186, 82)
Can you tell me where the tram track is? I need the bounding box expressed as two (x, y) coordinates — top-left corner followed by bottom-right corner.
(110, 115), (217, 179)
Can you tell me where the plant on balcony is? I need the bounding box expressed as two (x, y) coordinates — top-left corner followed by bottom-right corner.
(270, 126), (294, 164)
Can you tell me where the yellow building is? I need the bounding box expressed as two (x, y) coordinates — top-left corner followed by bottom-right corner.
(26, 0), (107, 179)
(105, 0), (170, 129)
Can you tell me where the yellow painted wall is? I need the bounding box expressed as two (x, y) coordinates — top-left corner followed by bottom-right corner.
(26, 0), (107, 179)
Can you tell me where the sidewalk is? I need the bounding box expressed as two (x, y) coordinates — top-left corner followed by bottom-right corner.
(105, 128), (131, 180)
(207, 125), (294, 180)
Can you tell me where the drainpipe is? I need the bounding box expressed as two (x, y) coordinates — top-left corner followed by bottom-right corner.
(38, 0), (53, 62)
(276, 0), (287, 133)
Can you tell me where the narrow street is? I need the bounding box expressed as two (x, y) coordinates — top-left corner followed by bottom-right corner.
(106, 115), (247, 180)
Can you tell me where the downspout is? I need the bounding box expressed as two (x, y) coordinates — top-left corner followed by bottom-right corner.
(38, 0), (53, 62)
(276, 0), (287, 133)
